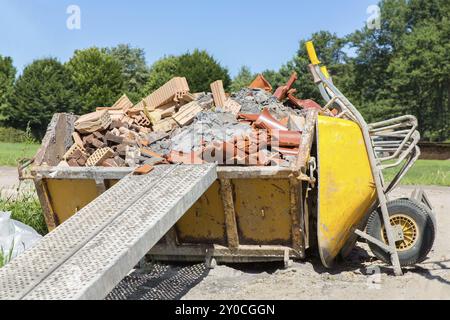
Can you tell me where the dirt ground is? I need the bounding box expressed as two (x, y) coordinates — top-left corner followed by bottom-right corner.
(183, 186), (450, 300)
(0, 166), (34, 198)
(0, 167), (18, 186)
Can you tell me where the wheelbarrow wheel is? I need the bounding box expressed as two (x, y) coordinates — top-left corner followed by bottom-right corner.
(366, 199), (435, 266)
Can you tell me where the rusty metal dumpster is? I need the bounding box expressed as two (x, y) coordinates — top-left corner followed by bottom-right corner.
(29, 110), (318, 265)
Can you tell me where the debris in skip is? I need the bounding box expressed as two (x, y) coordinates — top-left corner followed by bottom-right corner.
(63, 73), (330, 169)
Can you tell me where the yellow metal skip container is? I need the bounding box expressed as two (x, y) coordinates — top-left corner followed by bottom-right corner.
(30, 112), (379, 267)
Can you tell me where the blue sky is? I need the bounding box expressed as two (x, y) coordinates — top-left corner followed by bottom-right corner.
(0, 0), (376, 76)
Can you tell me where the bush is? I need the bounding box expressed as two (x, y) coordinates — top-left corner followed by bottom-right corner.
(0, 127), (36, 143)
(0, 195), (47, 236)
(144, 49), (231, 94)
(5, 58), (77, 139)
(67, 47), (125, 115)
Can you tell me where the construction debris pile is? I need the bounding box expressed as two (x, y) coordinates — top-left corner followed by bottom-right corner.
(61, 73), (334, 169)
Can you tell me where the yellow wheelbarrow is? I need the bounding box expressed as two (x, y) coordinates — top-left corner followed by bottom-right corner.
(306, 41), (436, 275)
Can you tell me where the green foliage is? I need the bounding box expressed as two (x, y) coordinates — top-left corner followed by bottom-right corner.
(0, 127), (36, 143)
(384, 160), (450, 186)
(67, 47), (125, 114)
(0, 243), (14, 268)
(0, 193), (46, 268)
(104, 44), (150, 103)
(263, 0), (449, 141)
(144, 55), (180, 94)
(177, 50), (231, 92)
(0, 55), (16, 123)
(347, 0), (449, 141)
(230, 66), (254, 92)
(144, 49), (231, 94)
(277, 31), (350, 104)
(0, 142), (40, 166)
(5, 58), (76, 138)
(0, 194), (47, 236)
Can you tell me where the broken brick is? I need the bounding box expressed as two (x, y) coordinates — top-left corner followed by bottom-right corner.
(270, 130), (302, 148)
(210, 80), (227, 108)
(249, 74), (273, 93)
(91, 138), (105, 149)
(274, 72), (298, 101)
(140, 148), (163, 159)
(114, 156), (126, 167)
(101, 158), (118, 167)
(134, 77), (190, 111)
(72, 132), (84, 148)
(172, 101), (203, 127)
(133, 164), (154, 175)
(110, 120), (125, 129)
(67, 159), (79, 167)
(77, 155), (88, 166)
(63, 143), (88, 161)
(75, 110), (112, 134)
(93, 131), (104, 139)
(105, 132), (124, 145)
(86, 147), (114, 167)
(255, 108), (288, 131)
(83, 134), (95, 145)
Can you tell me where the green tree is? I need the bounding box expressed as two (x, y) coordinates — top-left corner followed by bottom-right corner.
(0, 55), (16, 123)
(104, 44), (150, 103)
(230, 66), (254, 92)
(143, 49), (231, 94)
(144, 55), (180, 94)
(348, 0), (450, 140)
(388, 24), (449, 140)
(346, 0), (410, 113)
(67, 47), (124, 114)
(177, 49), (231, 92)
(276, 31), (350, 104)
(6, 58), (76, 138)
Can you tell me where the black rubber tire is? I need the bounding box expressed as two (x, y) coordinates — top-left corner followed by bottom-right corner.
(366, 199), (436, 266)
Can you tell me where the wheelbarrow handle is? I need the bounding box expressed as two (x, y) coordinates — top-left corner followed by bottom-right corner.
(306, 41), (321, 65)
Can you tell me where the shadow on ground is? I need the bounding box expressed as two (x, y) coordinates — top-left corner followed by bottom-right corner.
(107, 262), (210, 300)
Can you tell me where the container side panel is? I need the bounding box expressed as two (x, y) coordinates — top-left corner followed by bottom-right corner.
(46, 179), (99, 224)
(234, 179), (291, 245)
(176, 181), (227, 245)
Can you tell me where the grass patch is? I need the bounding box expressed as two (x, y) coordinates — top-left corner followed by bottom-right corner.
(0, 142), (40, 167)
(384, 160), (450, 186)
(0, 243), (14, 268)
(0, 194), (48, 236)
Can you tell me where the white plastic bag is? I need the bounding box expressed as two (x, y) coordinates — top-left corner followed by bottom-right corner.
(0, 212), (42, 264)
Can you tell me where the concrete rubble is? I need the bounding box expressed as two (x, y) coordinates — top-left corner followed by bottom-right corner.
(61, 73), (331, 169)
